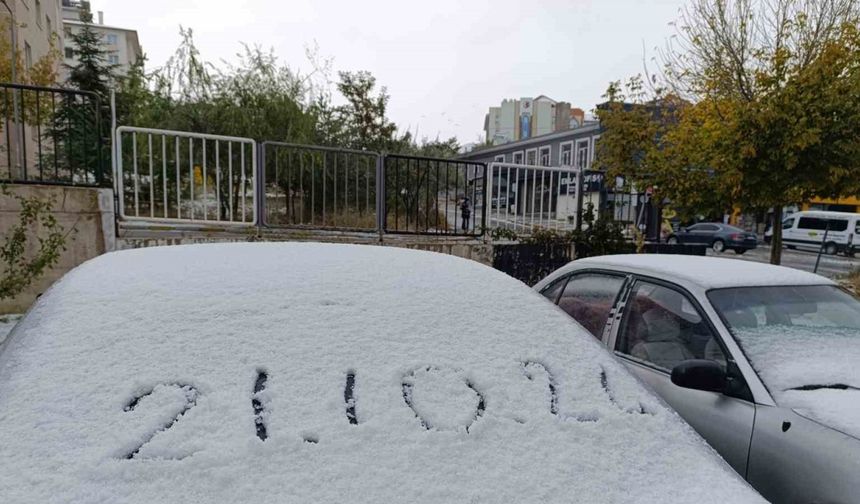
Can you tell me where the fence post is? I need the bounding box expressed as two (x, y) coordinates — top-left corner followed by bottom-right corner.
(481, 163), (490, 239)
(575, 168), (584, 231)
(257, 142), (266, 230)
(376, 154), (385, 239)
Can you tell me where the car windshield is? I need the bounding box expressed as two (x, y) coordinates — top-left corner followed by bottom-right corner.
(708, 285), (860, 394)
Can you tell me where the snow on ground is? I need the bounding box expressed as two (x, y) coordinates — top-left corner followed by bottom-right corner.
(0, 243), (764, 503)
(734, 325), (860, 439)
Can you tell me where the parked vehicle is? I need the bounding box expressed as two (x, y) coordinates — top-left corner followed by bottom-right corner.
(766, 210), (860, 256)
(666, 222), (758, 254)
(0, 244), (764, 504)
(535, 254), (860, 504)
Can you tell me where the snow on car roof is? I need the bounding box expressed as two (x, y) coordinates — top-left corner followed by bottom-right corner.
(569, 254), (833, 289)
(0, 243), (762, 503)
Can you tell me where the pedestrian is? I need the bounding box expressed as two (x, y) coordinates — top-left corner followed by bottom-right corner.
(460, 197), (471, 231)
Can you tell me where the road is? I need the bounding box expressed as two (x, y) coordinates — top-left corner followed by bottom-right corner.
(707, 245), (859, 278)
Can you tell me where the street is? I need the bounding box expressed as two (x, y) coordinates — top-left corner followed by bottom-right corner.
(707, 245), (859, 278)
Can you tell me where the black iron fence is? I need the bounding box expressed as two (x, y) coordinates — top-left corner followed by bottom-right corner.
(383, 154), (486, 236)
(261, 142), (379, 231)
(0, 83), (107, 186)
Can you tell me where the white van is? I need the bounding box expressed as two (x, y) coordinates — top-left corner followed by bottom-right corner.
(776, 210), (860, 256)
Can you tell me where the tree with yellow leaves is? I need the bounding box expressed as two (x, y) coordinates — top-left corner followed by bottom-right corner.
(596, 0), (860, 264)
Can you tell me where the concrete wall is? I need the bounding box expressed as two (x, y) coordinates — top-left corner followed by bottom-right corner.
(0, 184), (115, 314)
(117, 225), (493, 267)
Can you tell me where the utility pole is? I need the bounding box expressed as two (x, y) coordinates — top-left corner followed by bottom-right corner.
(1, 0), (22, 178)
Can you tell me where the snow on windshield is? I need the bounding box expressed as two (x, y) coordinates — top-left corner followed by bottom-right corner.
(0, 244), (763, 503)
(733, 325), (860, 438)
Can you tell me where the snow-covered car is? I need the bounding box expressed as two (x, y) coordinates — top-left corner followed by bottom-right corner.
(0, 244), (764, 504)
(535, 254), (860, 504)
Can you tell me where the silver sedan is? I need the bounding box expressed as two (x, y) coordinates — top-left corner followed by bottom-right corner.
(534, 254), (860, 504)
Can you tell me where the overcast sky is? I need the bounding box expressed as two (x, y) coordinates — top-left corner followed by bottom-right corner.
(94, 0), (686, 144)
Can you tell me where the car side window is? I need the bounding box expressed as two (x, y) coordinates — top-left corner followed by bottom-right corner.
(782, 217), (794, 230)
(556, 273), (626, 338)
(616, 281), (727, 372)
(540, 277), (568, 304)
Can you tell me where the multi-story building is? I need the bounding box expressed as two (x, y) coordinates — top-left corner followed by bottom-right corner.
(61, 0), (141, 78)
(1, 0), (65, 180)
(484, 95), (587, 145)
(2, 0), (64, 77)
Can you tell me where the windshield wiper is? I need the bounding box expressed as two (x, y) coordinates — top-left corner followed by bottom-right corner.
(788, 383), (860, 391)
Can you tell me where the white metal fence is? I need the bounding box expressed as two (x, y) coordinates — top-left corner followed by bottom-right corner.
(484, 162), (581, 234)
(115, 126), (257, 226)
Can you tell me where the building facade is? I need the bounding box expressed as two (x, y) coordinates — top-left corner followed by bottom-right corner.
(61, 1), (141, 78)
(462, 123), (646, 230)
(3, 0), (64, 75)
(484, 95), (587, 145)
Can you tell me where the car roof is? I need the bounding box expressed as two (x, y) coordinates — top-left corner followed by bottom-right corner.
(0, 244), (762, 503)
(551, 254), (833, 290)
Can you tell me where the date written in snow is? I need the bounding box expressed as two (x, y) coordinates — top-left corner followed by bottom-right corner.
(119, 363), (650, 460)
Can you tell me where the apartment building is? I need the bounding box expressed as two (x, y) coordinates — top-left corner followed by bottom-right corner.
(61, 0), (141, 77)
(2, 0), (64, 76)
(484, 95), (588, 146)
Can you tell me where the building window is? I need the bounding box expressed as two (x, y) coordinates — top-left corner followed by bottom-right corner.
(36, 0), (43, 27)
(559, 142), (573, 166)
(106, 33), (118, 45)
(64, 26), (72, 37)
(538, 146), (551, 167)
(525, 149), (537, 166)
(591, 135), (601, 164)
(575, 139), (590, 170)
(513, 151), (524, 165)
(64, 47), (74, 58)
(46, 16), (52, 37)
(493, 155), (505, 163)
(108, 54), (120, 65)
(24, 42), (33, 70)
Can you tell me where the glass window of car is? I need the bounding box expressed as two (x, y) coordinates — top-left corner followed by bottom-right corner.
(540, 277), (568, 304)
(798, 217), (826, 230)
(616, 281), (726, 371)
(829, 219), (848, 232)
(689, 223), (718, 232)
(708, 285), (860, 393)
(782, 217), (795, 229)
(556, 273), (626, 338)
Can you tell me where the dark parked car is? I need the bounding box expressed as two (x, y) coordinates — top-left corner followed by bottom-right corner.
(667, 223), (758, 254)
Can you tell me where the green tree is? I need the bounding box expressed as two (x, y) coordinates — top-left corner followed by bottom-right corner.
(335, 71), (400, 152)
(596, 0), (860, 264)
(47, 5), (116, 184)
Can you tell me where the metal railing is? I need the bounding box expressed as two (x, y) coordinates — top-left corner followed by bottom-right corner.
(1, 83), (107, 186)
(115, 126), (257, 225)
(485, 162), (581, 234)
(261, 142), (379, 231)
(383, 154), (486, 236)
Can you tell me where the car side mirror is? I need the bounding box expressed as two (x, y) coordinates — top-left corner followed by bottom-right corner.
(671, 360), (727, 393)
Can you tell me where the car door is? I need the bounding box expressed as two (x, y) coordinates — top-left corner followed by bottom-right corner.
(550, 272), (629, 342)
(608, 278), (756, 476)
